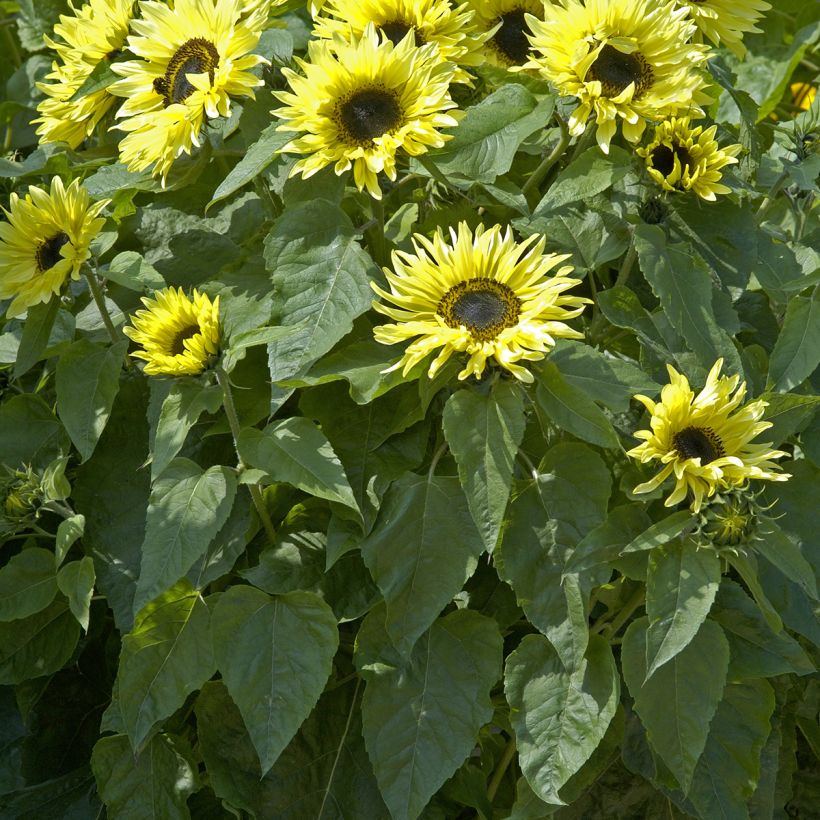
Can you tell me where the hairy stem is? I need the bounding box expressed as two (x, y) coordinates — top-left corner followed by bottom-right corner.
(83, 268), (121, 347)
(521, 115), (571, 201)
(487, 736), (517, 802)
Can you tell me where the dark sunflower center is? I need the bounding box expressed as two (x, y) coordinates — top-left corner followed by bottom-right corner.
(492, 9), (531, 65)
(673, 426), (725, 465)
(153, 38), (220, 107)
(650, 144), (693, 179)
(338, 88), (403, 144)
(35, 232), (70, 272)
(380, 20), (424, 47)
(587, 44), (653, 98)
(438, 279), (521, 342)
(169, 324), (200, 356)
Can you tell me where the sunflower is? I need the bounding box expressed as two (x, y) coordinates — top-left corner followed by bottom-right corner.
(466, 0), (544, 68)
(312, 0), (486, 84)
(274, 25), (459, 199)
(371, 222), (590, 382)
(636, 117), (741, 201)
(34, 0), (135, 149)
(524, 0), (711, 153)
(108, 0), (268, 184)
(0, 177), (108, 319)
(124, 287), (220, 376)
(627, 359), (789, 512)
(676, 0), (771, 58)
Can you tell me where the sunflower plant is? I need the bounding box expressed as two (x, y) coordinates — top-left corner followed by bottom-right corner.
(0, 1), (818, 818)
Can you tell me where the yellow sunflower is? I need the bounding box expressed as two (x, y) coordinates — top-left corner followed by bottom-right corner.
(34, 0), (135, 149)
(627, 359), (789, 512)
(524, 0), (711, 152)
(637, 117), (741, 201)
(108, 0), (268, 184)
(676, 0), (771, 58)
(371, 222), (590, 383)
(312, 0), (486, 84)
(0, 178), (108, 319)
(124, 287), (220, 376)
(466, 0), (544, 68)
(273, 25), (459, 199)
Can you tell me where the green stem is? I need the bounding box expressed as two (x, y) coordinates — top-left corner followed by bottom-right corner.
(40, 500), (75, 520)
(487, 736), (517, 802)
(215, 367), (277, 545)
(756, 169), (790, 222)
(364, 196), (387, 267)
(521, 115), (570, 201)
(568, 124), (596, 162)
(427, 441), (449, 482)
(615, 235), (637, 289)
(602, 586), (646, 639)
(83, 268), (121, 347)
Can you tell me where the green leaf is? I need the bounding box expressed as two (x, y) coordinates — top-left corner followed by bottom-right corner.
(505, 634), (619, 804)
(360, 473), (484, 657)
(91, 733), (198, 820)
(536, 361), (620, 449)
(56, 557), (95, 632)
(211, 587), (338, 775)
(357, 608), (503, 820)
(238, 417), (358, 511)
(548, 340), (660, 412)
(150, 381), (223, 480)
(105, 251), (165, 292)
(533, 146), (632, 214)
(0, 598), (80, 685)
(69, 56), (118, 99)
(0, 548), (58, 622)
(55, 513), (85, 568)
(221, 323), (304, 373)
(115, 580), (215, 752)
(711, 580), (814, 679)
(754, 524), (817, 602)
(622, 616), (729, 793)
(633, 224), (742, 374)
(768, 291), (820, 392)
(426, 84), (553, 184)
(13, 297), (59, 379)
(687, 681), (775, 820)
(645, 543), (721, 680)
(759, 392), (819, 446)
(620, 510), (695, 555)
(0, 394), (68, 470)
(134, 459), (237, 613)
(442, 380), (526, 552)
(263, 200), (377, 381)
(209, 122), (290, 208)
(56, 339), (127, 462)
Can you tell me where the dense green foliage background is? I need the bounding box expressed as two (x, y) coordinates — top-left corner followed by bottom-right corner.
(0, 1), (818, 818)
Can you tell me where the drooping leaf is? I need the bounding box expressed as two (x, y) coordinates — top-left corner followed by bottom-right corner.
(134, 459), (237, 613)
(357, 608), (503, 820)
(210, 586), (338, 774)
(54, 514), (85, 568)
(360, 473), (485, 657)
(0, 393), (69, 470)
(505, 634), (619, 804)
(0, 548), (58, 622)
(768, 290), (820, 392)
(442, 379), (527, 552)
(56, 557), (95, 632)
(619, 511), (695, 555)
(13, 297), (59, 379)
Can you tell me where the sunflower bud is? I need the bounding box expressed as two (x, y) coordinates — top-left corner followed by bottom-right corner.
(2, 466), (42, 525)
(693, 484), (772, 553)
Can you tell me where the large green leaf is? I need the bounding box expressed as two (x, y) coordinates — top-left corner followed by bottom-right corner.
(55, 339), (127, 462)
(91, 733), (197, 820)
(505, 634), (619, 804)
(238, 417), (358, 512)
(0, 548), (58, 622)
(622, 616), (729, 794)
(442, 379), (527, 552)
(426, 83), (553, 183)
(13, 297), (59, 379)
(754, 524), (818, 602)
(495, 444), (610, 670)
(359, 473), (484, 657)
(535, 361), (620, 449)
(134, 459), (237, 613)
(210, 586), (338, 774)
(56, 557), (95, 632)
(357, 608), (502, 820)
(114, 581), (215, 752)
(0, 393), (69, 470)
(768, 291), (820, 392)
(263, 200), (377, 381)
(0, 598), (80, 685)
(645, 543), (721, 680)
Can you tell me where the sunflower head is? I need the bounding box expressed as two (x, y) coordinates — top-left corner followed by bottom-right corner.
(676, 0), (771, 58)
(0, 177), (108, 319)
(371, 222), (590, 383)
(524, 0), (711, 153)
(124, 287), (221, 376)
(627, 359), (790, 512)
(637, 117), (741, 201)
(466, 0), (543, 68)
(273, 25), (460, 199)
